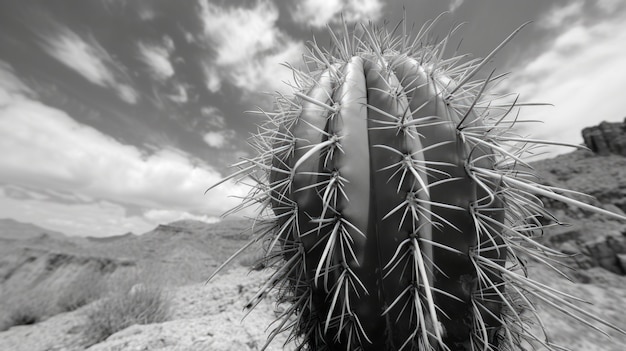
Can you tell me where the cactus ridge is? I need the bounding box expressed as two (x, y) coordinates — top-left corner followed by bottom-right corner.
(206, 17), (626, 351)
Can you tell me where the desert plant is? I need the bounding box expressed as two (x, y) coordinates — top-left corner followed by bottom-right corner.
(0, 286), (57, 331)
(56, 268), (106, 312)
(82, 281), (170, 346)
(207, 17), (626, 351)
(0, 298), (48, 330)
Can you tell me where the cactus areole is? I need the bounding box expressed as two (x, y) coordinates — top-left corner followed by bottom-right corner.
(207, 17), (626, 351)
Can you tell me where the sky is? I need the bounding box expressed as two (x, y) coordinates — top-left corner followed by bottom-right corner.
(1, 0), (625, 237)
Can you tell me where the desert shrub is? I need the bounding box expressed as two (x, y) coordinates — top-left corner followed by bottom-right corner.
(238, 249), (267, 271)
(82, 282), (170, 346)
(0, 287), (56, 331)
(56, 268), (106, 312)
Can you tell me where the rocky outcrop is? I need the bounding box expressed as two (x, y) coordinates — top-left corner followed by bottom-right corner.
(544, 225), (626, 275)
(582, 117), (626, 156)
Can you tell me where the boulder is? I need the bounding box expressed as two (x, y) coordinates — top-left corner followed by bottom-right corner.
(582, 117), (626, 156)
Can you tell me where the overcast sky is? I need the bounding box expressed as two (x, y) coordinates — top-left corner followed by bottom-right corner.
(1, 0), (625, 237)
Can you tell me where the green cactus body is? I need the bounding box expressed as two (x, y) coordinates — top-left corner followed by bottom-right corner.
(208, 19), (626, 351)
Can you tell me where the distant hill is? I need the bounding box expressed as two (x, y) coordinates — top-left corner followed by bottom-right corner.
(0, 218), (69, 241)
(0, 218), (255, 300)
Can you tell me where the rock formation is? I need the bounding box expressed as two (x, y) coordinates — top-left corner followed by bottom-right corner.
(582, 117), (626, 156)
(545, 225), (626, 275)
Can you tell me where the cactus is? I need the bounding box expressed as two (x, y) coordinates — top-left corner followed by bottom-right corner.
(207, 17), (626, 351)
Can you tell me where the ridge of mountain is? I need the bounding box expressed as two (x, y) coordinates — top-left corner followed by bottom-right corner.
(0, 218), (69, 241)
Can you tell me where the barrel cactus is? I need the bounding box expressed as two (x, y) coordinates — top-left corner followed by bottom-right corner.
(207, 17), (625, 351)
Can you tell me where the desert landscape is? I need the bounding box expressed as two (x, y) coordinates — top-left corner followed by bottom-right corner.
(2, 143), (626, 350)
(2, 1), (626, 350)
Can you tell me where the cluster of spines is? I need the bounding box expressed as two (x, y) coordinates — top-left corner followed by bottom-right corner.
(207, 17), (626, 351)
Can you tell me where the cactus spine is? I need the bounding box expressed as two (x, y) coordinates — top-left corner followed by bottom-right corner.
(207, 18), (626, 351)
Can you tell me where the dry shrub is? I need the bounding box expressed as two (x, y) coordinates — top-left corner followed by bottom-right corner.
(82, 278), (170, 346)
(0, 286), (56, 331)
(56, 268), (106, 312)
(238, 249), (267, 271)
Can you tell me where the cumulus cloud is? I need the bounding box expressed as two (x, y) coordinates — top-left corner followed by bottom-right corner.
(290, 0), (342, 28)
(291, 0), (384, 28)
(203, 130), (235, 148)
(137, 36), (176, 81)
(0, 188), (157, 237)
(198, 0), (304, 96)
(502, 8), (626, 158)
(0, 62), (253, 236)
(0, 101), (247, 211)
(39, 24), (139, 104)
(202, 1), (280, 66)
(228, 40), (304, 94)
(202, 63), (222, 93)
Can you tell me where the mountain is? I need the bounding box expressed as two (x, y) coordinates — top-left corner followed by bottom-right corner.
(0, 218), (69, 241)
(0, 218), (254, 299)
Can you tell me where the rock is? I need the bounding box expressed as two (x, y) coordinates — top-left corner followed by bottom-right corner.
(551, 231), (626, 275)
(576, 235), (626, 274)
(582, 117), (626, 156)
(544, 223), (583, 245)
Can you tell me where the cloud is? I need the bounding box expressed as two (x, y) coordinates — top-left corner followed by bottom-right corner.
(137, 36), (176, 81)
(198, 0), (304, 96)
(101, 0), (157, 22)
(203, 130), (235, 149)
(291, 0), (384, 28)
(228, 40), (304, 94)
(39, 24), (139, 104)
(448, 0), (464, 13)
(0, 60), (35, 104)
(290, 0), (342, 28)
(0, 187), (157, 237)
(167, 83), (189, 104)
(201, 106), (226, 129)
(501, 8), (626, 158)
(0, 100), (248, 212)
(0, 62), (253, 236)
(538, 1), (584, 28)
(596, 0), (623, 13)
(137, 2), (157, 21)
(202, 62), (222, 93)
(143, 209), (220, 226)
(202, 1), (280, 66)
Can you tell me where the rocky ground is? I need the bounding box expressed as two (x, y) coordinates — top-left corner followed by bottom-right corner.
(1, 149), (626, 350)
(1, 262), (625, 351)
(0, 267), (294, 351)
